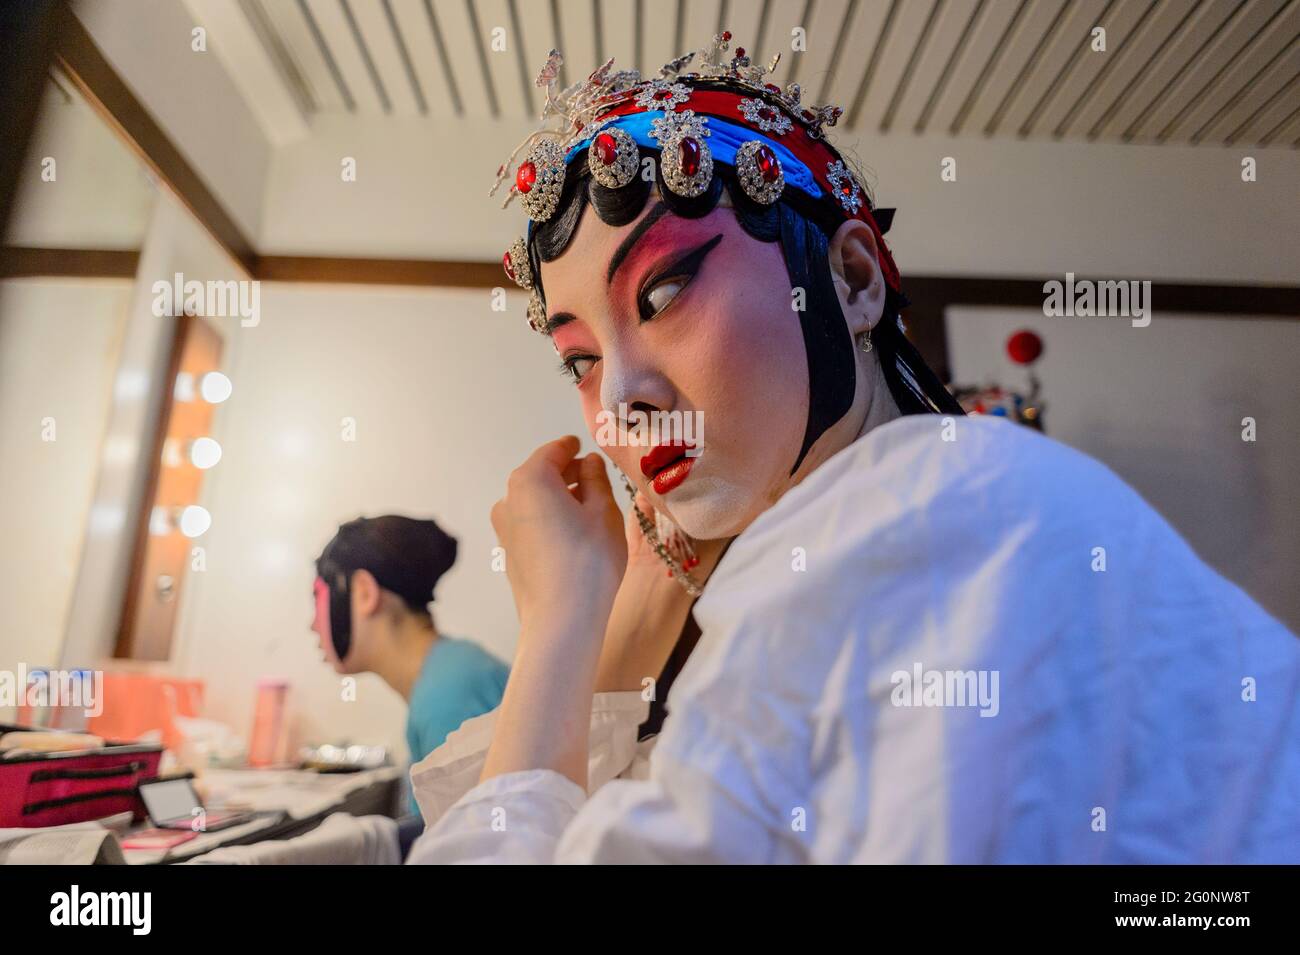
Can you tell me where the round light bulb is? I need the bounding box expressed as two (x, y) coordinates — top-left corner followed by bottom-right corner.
(173, 372), (196, 402)
(200, 371), (232, 403)
(190, 437), (222, 469)
(179, 505), (211, 538)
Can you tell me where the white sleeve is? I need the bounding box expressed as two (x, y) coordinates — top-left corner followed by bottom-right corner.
(408, 691), (648, 828)
(415, 416), (1300, 864)
(406, 594), (816, 865)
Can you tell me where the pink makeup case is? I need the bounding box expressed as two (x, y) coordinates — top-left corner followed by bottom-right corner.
(0, 724), (162, 827)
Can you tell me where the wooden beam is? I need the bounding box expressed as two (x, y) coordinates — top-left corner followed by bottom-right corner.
(904, 276), (1300, 318)
(255, 255), (502, 288)
(49, 1), (257, 275)
(0, 0), (60, 242)
(0, 246), (140, 279)
(903, 276), (1300, 381)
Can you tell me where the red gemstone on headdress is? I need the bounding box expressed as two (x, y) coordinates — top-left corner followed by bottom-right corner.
(840, 182), (852, 195)
(594, 131), (618, 166)
(764, 83), (781, 94)
(678, 137), (701, 177)
(755, 144), (779, 182)
(721, 31), (732, 41)
(653, 89), (673, 101)
(516, 161), (536, 193)
(502, 251), (516, 282)
(735, 47), (745, 57)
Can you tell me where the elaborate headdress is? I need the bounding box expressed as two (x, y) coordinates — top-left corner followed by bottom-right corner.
(492, 31), (905, 333)
(491, 32), (960, 596)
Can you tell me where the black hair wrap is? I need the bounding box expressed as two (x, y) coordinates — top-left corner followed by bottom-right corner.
(315, 516), (459, 660)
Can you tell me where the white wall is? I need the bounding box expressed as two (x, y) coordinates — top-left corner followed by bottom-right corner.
(0, 279), (132, 715)
(171, 283), (584, 758)
(947, 307), (1300, 632)
(259, 114), (1300, 286)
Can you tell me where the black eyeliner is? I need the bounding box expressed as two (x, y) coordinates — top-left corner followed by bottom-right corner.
(638, 233), (724, 322)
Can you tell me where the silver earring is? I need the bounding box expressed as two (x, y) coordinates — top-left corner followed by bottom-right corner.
(618, 471), (702, 597)
(859, 326), (873, 354)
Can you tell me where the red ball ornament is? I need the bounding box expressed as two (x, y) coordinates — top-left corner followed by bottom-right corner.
(515, 161), (536, 194)
(1007, 329), (1043, 365)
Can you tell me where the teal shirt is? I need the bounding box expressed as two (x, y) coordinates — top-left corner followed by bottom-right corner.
(406, 637), (509, 815)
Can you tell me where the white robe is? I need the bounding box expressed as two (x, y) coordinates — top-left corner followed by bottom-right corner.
(407, 414), (1300, 863)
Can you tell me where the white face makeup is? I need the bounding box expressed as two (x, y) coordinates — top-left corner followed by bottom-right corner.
(541, 191), (864, 541)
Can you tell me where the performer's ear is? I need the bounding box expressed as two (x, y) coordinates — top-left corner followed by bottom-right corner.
(826, 218), (887, 339)
(351, 569), (382, 619)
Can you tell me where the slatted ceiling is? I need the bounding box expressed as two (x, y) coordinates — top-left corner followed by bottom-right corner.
(1113, 0), (1243, 141)
(1227, 63), (1300, 140)
(598, 0), (638, 75)
(765, 0), (799, 84)
(233, 0), (1297, 148)
(1135, 0), (1289, 141)
(1184, 8), (1300, 141)
(257, 0), (341, 110)
(1068, 0), (1203, 140)
(1079, 0), (1199, 139)
(1263, 97), (1300, 142)
(811, 0), (857, 105)
(879, 0), (947, 132)
(815, 0), (881, 117)
(1206, 37), (1300, 140)
(750, 0), (813, 89)
(680, 0), (724, 71)
(470, 0), (516, 116)
(1239, 68), (1300, 142)
(784, 0), (848, 101)
(1001, 0), (1110, 138)
(377, 1), (422, 113)
(515, 0), (558, 115)
(888, 0), (975, 133)
(557, 0), (598, 86)
(387, 0), (458, 117)
(1040, 0), (1156, 139)
(431, 0), (493, 116)
(339, 0), (396, 111)
(344, 0), (399, 110)
(639, 0), (680, 82)
(951, 0), (1058, 134)
(846, 0), (940, 128)
(927, 0), (1018, 133)
(299, 0), (378, 111)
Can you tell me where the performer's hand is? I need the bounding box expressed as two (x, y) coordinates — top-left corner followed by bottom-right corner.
(490, 435), (626, 630)
(482, 436), (626, 788)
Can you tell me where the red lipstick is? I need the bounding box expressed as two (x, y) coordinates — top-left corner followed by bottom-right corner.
(640, 442), (696, 495)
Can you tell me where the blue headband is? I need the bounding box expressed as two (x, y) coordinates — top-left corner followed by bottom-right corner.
(565, 111), (825, 201)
